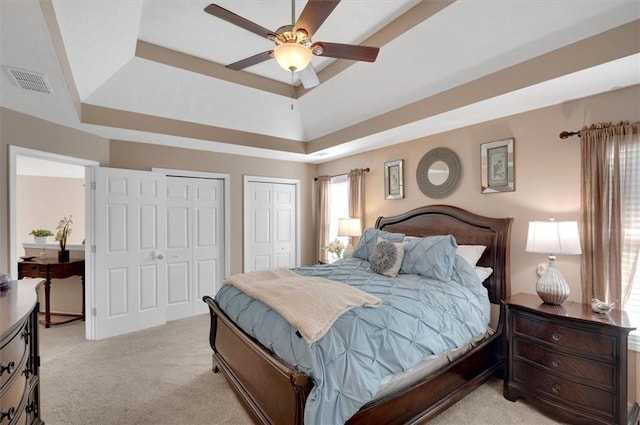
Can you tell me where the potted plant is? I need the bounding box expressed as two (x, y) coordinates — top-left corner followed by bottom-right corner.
(55, 215), (73, 262)
(29, 229), (53, 244)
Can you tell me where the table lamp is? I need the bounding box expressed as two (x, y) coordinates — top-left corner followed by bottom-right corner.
(525, 219), (582, 305)
(338, 218), (362, 258)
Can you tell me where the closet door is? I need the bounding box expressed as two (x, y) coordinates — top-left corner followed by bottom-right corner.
(166, 177), (224, 320)
(244, 179), (298, 272)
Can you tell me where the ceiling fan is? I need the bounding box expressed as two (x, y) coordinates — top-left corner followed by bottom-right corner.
(204, 0), (380, 88)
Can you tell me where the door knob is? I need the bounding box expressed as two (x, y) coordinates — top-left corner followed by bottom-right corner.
(151, 251), (164, 260)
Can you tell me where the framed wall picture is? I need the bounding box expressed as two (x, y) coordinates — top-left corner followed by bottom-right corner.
(481, 138), (515, 193)
(384, 159), (404, 199)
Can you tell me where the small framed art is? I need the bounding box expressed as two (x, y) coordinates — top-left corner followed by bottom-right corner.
(384, 159), (404, 200)
(481, 138), (515, 193)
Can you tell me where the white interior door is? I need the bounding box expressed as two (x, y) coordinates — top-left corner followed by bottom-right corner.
(165, 177), (193, 321)
(273, 183), (295, 268)
(90, 167), (167, 340)
(165, 176), (224, 320)
(192, 178), (224, 315)
(244, 179), (298, 272)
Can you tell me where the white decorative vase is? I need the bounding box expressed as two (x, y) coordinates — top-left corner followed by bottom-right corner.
(536, 258), (570, 305)
(34, 236), (48, 244)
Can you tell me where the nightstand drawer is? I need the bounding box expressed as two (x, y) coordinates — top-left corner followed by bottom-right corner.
(513, 313), (614, 358)
(513, 360), (614, 417)
(513, 337), (614, 389)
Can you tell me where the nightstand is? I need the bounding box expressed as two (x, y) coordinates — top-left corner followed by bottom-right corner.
(503, 293), (639, 425)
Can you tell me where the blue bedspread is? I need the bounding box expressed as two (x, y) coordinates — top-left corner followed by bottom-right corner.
(215, 256), (490, 424)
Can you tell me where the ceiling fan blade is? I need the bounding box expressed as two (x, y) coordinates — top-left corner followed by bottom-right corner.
(294, 0), (340, 38)
(297, 65), (320, 89)
(226, 51), (273, 71)
(311, 42), (379, 62)
(204, 4), (274, 40)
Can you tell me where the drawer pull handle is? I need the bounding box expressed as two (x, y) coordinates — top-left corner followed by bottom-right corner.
(552, 359), (562, 367)
(0, 361), (15, 376)
(551, 332), (561, 342)
(25, 400), (38, 415)
(0, 407), (16, 421)
(551, 383), (562, 394)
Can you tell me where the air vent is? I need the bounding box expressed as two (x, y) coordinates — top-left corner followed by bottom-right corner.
(5, 66), (52, 94)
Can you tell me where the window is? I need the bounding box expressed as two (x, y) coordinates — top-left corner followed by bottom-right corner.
(623, 139), (640, 349)
(327, 175), (349, 262)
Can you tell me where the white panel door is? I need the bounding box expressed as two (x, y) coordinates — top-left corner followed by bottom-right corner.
(192, 178), (224, 315)
(165, 177), (224, 320)
(274, 183), (296, 268)
(165, 178), (193, 321)
(92, 167), (166, 340)
(244, 180), (297, 272)
(246, 182), (274, 272)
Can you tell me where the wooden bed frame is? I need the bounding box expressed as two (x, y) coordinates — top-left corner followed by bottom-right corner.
(203, 205), (513, 424)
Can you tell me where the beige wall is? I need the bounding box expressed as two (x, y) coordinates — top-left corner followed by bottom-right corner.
(108, 141), (317, 274)
(317, 84), (640, 400)
(0, 107), (110, 273)
(317, 85), (640, 302)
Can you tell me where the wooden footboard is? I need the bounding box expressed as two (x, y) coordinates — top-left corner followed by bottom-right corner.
(204, 295), (312, 425)
(205, 295), (504, 425)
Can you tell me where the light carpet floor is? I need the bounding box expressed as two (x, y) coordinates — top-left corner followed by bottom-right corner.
(39, 314), (565, 424)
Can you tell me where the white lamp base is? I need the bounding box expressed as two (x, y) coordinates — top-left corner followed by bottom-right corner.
(343, 242), (355, 258)
(536, 256), (570, 305)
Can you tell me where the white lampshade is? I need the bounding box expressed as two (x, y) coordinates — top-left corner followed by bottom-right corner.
(273, 43), (312, 71)
(526, 219), (582, 305)
(338, 218), (362, 237)
(525, 220), (582, 255)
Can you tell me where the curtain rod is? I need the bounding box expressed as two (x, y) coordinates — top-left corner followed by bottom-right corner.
(314, 167), (370, 181)
(559, 130), (580, 139)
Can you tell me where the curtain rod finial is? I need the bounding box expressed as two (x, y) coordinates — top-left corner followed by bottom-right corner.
(559, 130), (580, 139)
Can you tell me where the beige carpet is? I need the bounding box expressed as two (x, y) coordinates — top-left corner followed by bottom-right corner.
(39, 315), (565, 425)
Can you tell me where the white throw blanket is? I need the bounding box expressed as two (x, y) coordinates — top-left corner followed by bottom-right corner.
(222, 268), (382, 343)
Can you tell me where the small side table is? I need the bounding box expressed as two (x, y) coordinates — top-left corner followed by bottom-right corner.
(18, 258), (85, 328)
(503, 293), (638, 425)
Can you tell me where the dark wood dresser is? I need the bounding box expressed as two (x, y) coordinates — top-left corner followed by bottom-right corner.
(0, 279), (44, 425)
(504, 293), (639, 425)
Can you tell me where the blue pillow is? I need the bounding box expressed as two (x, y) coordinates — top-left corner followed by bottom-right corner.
(353, 228), (405, 260)
(400, 235), (458, 280)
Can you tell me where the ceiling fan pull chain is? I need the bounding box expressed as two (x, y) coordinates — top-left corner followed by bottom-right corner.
(290, 70), (294, 110)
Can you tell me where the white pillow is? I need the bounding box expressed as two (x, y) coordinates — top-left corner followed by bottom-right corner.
(456, 245), (486, 267)
(475, 266), (493, 282)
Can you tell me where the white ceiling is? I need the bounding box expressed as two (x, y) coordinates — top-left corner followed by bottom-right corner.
(1, 1), (639, 164)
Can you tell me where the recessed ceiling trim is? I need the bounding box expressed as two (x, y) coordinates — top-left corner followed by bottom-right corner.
(135, 40), (293, 98)
(294, 0), (455, 97)
(307, 19), (640, 154)
(80, 103), (307, 154)
(39, 0), (81, 116)
(135, 1), (454, 99)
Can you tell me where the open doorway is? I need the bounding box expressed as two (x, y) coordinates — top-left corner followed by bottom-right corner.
(9, 146), (98, 334)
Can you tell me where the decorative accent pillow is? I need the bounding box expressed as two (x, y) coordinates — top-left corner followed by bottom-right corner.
(456, 245), (486, 267)
(475, 266), (493, 283)
(353, 228), (405, 260)
(369, 238), (406, 277)
(400, 235), (458, 281)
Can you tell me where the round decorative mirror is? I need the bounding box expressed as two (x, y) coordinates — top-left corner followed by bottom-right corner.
(416, 147), (462, 198)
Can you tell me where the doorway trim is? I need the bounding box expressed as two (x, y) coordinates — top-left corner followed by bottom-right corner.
(8, 146), (98, 278)
(243, 175), (301, 272)
(152, 167), (231, 282)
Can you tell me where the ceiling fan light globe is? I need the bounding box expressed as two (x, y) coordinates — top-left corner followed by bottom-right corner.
(274, 43), (312, 72)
